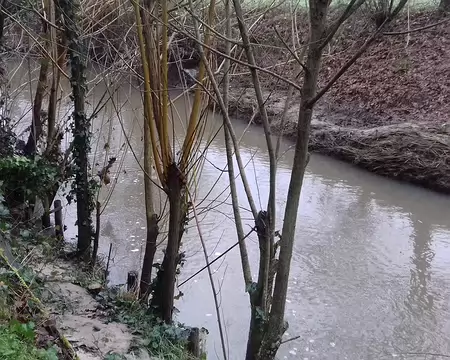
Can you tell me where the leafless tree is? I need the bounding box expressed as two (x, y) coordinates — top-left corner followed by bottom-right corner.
(196, 0), (410, 358)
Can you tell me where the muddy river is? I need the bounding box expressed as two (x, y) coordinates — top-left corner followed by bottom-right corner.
(10, 67), (450, 360)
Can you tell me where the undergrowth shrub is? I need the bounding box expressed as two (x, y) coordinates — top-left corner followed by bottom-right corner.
(110, 294), (195, 360)
(0, 156), (60, 208)
(0, 321), (58, 360)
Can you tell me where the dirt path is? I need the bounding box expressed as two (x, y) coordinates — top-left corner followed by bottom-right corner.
(31, 258), (155, 360)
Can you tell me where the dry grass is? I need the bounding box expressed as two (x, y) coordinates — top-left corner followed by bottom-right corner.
(309, 122), (450, 193)
(224, 86), (450, 193)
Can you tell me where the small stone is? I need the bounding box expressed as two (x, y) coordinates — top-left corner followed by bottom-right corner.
(87, 283), (103, 295)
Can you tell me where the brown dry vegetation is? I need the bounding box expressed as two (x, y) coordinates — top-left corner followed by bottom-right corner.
(2, 2), (448, 192)
(226, 8), (450, 193)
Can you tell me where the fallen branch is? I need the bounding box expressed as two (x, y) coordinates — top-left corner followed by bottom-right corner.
(383, 18), (450, 35)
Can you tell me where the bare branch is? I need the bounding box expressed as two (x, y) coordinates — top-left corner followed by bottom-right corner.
(274, 26), (308, 74)
(320, 0), (366, 50)
(383, 17), (450, 35)
(178, 228), (256, 287)
(190, 192), (228, 360)
(308, 0), (409, 108)
(168, 21), (303, 91)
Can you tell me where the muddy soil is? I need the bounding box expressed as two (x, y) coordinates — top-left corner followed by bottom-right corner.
(30, 257), (155, 360)
(225, 9), (450, 192)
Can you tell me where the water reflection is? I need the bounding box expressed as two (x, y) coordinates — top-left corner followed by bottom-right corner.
(6, 63), (450, 360)
(388, 215), (439, 359)
(407, 215), (435, 314)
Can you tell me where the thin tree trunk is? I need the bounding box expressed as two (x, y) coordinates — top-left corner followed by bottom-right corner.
(24, 57), (49, 156)
(440, 0), (449, 12)
(191, 197), (228, 360)
(151, 163), (184, 323)
(221, 0), (252, 289)
(46, 0), (67, 156)
(259, 1), (330, 358)
(91, 201), (100, 264)
(41, 196), (51, 228)
(139, 213), (158, 298)
(24, 0), (54, 157)
(133, 0), (160, 300)
(139, 116), (159, 299)
(58, 0), (92, 254)
(46, 0), (59, 150)
(0, 0), (6, 46)
(47, 38), (65, 151)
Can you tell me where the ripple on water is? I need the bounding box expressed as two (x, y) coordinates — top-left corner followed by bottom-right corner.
(45, 84), (450, 359)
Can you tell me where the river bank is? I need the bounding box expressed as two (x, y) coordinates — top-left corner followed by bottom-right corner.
(0, 221), (202, 360)
(225, 9), (450, 193)
(228, 88), (450, 193)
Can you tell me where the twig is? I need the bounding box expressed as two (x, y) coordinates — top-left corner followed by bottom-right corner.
(308, 0), (409, 108)
(398, 352), (450, 358)
(189, 190), (228, 360)
(178, 228), (255, 287)
(274, 26), (308, 74)
(168, 21), (303, 92)
(280, 334), (301, 345)
(104, 243), (112, 280)
(383, 18), (450, 35)
(320, 0), (365, 50)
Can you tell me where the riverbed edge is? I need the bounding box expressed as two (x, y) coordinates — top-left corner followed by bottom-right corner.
(0, 223), (202, 360)
(223, 88), (450, 194)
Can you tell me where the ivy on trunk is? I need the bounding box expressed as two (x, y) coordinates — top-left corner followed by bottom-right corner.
(57, 0), (93, 254)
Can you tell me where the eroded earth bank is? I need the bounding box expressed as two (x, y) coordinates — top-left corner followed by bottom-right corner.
(224, 9), (450, 192)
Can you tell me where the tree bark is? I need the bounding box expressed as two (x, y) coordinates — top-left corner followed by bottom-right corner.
(139, 80), (159, 298)
(58, 0), (92, 254)
(24, 57), (49, 156)
(221, 0), (252, 289)
(259, 1), (330, 358)
(0, 0), (5, 46)
(91, 201), (100, 264)
(151, 163), (185, 323)
(139, 213), (159, 298)
(440, 0), (450, 12)
(47, 24), (66, 152)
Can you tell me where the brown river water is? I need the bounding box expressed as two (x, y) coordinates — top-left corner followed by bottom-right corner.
(9, 65), (450, 360)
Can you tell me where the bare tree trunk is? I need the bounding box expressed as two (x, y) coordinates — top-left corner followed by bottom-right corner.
(24, 0), (56, 157)
(0, 0), (5, 46)
(257, 0), (408, 357)
(139, 116), (159, 299)
(47, 25), (66, 152)
(139, 213), (158, 298)
(58, 0), (92, 254)
(440, 0), (450, 12)
(132, 0), (160, 301)
(151, 164), (185, 323)
(91, 201), (100, 264)
(258, 2), (329, 357)
(221, 0), (252, 289)
(41, 196), (51, 228)
(24, 57), (49, 156)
